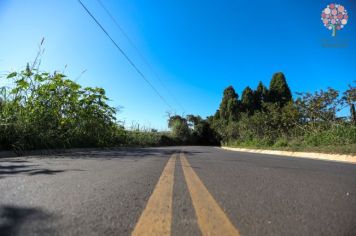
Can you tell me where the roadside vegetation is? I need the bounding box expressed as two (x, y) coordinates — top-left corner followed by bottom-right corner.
(146, 72), (356, 154)
(0, 41), (178, 153)
(1, 52), (355, 154)
(0, 62), (180, 153)
(208, 73), (356, 154)
(0, 63), (118, 151)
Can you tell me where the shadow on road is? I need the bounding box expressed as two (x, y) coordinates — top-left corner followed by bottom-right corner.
(0, 162), (83, 178)
(0, 205), (54, 236)
(0, 146), (214, 160)
(54, 147), (207, 160)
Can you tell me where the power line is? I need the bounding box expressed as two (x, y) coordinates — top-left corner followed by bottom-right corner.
(94, 0), (186, 113)
(77, 0), (174, 111)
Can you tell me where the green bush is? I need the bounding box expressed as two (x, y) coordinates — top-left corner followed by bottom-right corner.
(211, 77), (355, 153)
(0, 65), (121, 150)
(124, 131), (169, 147)
(273, 137), (289, 148)
(303, 124), (356, 146)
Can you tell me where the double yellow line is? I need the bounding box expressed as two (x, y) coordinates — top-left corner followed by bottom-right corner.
(132, 153), (240, 236)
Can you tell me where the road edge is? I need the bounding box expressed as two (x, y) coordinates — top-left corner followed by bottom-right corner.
(0, 147), (155, 159)
(220, 146), (356, 164)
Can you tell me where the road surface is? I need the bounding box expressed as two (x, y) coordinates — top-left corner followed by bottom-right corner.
(1, 146), (356, 235)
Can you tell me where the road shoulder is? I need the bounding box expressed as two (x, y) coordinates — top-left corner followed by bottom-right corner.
(221, 146), (356, 164)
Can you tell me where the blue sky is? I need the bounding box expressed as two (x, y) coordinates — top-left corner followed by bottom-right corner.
(0, 0), (355, 130)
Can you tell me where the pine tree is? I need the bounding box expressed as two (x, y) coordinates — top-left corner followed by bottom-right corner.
(254, 81), (268, 110)
(241, 86), (255, 115)
(351, 103), (356, 125)
(219, 86), (240, 121)
(268, 72), (292, 106)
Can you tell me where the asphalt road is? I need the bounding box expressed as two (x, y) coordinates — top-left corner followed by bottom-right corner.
(1, 146), (356, 236)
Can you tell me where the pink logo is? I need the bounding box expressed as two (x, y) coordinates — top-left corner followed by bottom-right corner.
(321, 3), (348, 36)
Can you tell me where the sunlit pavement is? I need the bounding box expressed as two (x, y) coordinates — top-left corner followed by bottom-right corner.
(1, 146), (356, 235)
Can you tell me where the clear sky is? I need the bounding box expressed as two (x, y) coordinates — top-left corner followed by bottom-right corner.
(0, 0), (355, 130)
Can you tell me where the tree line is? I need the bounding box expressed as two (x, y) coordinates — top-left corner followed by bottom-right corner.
(1, 59), (355, 153)
(168, 72), (355, 152)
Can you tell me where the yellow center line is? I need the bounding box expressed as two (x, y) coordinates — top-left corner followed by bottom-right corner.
(131, 154), (176, 236)
(180, 152), (240, 236)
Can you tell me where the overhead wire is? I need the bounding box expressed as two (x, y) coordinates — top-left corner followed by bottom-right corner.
(94, 0), (186, 113)
(77, 0), (174, 111)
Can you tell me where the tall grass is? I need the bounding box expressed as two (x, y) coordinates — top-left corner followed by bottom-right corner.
(0, 64), (179, 152)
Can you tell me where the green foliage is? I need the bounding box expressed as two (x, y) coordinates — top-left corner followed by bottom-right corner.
(268, 72), (292, 106)
(296, 87), (343, 126)
(187, 115), (219, 145)
(303, 124), (356, 146)
(351, 104), (356, 125)
(0, 63), (183, 151)
(1, 57), (354, 154)
(168, 114), (219, 145)
(233, 104), (297, 144)
(343, 84), (356, 125)
(241, 86), (255, 115)
(219, 86), (240, 122)
(254, 81), (268, 111)
(168, 115), (190, 142)
(0, 66), (120, 151)
(124, 131), (175, 147)
(210, 73), (355, 153)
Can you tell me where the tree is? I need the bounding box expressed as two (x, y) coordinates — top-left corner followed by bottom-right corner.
(343, 83), (356, 125)
(186, 114), (203, 130)
(254, 81), (268, 110)
(168, 115), (190, 142)
(213, 109), (220, 120)
(219, 86), (240, 121)
(350, 104), (356, 125)
(269, 72), (292, 106)
(187, 115), (219, 145)
(241, 86), (255, 115)
(296, 88), (342, 126)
